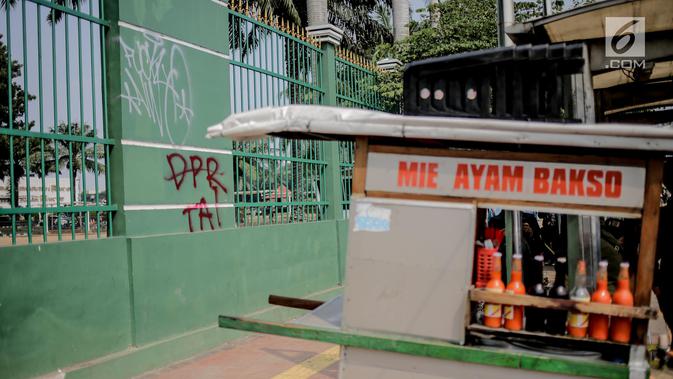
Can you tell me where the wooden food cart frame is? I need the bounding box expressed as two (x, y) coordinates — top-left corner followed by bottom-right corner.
(210, 105), (673, 379)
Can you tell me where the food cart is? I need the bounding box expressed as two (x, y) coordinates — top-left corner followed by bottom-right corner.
(208, 105), (673, 379)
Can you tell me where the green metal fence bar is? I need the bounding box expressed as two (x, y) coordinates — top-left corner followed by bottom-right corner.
(21, 0), (31, 243)
(89, 0), (99, 238)
(338, 141), (354, 218)
(1, 0), (113, 245)
(6, 0), (16, 244)
(0, 205), (117, 215)
(37, 3), (45, 242)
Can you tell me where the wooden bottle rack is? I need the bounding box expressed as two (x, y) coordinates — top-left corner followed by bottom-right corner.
(467, 288), (658, 352)
(468, 288), (658, 320)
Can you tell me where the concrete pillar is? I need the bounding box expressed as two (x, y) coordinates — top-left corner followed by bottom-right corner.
(376, 58), (403, 72)
(307, 0), (328, 26)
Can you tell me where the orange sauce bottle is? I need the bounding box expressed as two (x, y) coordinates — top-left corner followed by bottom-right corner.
(483, 252), (505, 328)
(589, 260), (612, 340)
(568, 260), (591, 338)
(504, 253), (525, 331)
(610, 262), (634, 343)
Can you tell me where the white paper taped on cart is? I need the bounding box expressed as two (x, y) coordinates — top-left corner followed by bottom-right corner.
(206, 105), (673, 151)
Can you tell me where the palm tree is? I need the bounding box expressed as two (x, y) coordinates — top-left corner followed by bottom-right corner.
(237, 0), (392, 55)
(373, 0), (393, 36)
(44, 122), (105, 204)
(0, 34), (37, 208)
(391, 0), (409, 41)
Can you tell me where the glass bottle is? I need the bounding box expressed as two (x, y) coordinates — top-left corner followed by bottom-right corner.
(589, 260), (612, 340)
(546, 257), (568, 335)
(504, 254), (526, 331)
(610, 262), (634, 343)
(525, 254), (546, 332)
(567, 260), (591, 338)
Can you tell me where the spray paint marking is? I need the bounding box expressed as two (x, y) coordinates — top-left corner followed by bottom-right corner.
(121, 32), (194, 144)
(166, 153), (228, 232)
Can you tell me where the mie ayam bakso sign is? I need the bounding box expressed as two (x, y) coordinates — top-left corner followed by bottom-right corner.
(365, 153), (646, 209)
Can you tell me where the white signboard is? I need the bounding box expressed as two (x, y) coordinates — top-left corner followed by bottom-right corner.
(365, 153), (646, 209)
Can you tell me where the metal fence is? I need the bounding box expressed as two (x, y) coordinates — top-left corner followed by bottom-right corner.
(335, 47), (382, 110)
(334, 50), (381, 218)
(1, 1), (387, 242)
(0, 0), (114, 246)
(226, 4), (383, 227)
(227, 3), (327, 226)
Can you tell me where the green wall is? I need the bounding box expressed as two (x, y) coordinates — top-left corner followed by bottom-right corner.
(0, 0), (345, 378)
(0, 222), (342, 379)
(0, 239), (132, 379)
(129, 221), (339, 345)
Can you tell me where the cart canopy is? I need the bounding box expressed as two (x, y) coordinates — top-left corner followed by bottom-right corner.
(207, 105), (673, 152)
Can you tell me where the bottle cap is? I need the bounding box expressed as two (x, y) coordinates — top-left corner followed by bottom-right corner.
(620, 262), (630, 269)
(599, 260), (608, 268)
(557, 257), (567, 263)
(493, 252), (502, 258)
(513, 253), (522, 259)
(534, 254), (544, 262)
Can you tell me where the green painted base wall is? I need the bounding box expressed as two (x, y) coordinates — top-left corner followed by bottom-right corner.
(0, 239), (132, 379)
(130, 221), (340, 345)
(0, 221), (342, 379)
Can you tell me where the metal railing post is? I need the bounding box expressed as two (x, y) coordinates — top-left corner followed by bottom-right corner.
(308, 25), (344, 220)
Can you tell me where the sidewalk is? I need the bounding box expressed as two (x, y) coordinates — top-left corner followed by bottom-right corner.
(135, 334), (339, 379)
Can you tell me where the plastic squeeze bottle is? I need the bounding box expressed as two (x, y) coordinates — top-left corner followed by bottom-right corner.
(567, 260), (591, 338)
(483, 252), (505, 328)
(610, 262), (634, 343)
(589, 260), (612, 340)
(504, 253), (526, 331)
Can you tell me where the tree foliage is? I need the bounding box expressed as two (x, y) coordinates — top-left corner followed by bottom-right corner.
(2, 0), (85, 23)
(245, 0), (393, 55)
(514, 0), (563, 23)
(373, 0), (498, 112)
(0, 34), (36, 206)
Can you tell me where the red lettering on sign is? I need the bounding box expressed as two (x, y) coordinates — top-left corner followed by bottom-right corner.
(398, 161), (418, 187)
(454, 164), (469, 189)
(502, 166), (523, 192)
(484, 165), (500, 191)
(427, 163), (438, 189)
(419, 162), (427, 187)
(551, 168), (567, 195)
(587, 170), (603, 197)
(533, 168), (550, 194)
(471, 164), (486, 190)
(453, 163), (470, 189)
(605, 171), (622, 198)
(569, 169), (585, 196)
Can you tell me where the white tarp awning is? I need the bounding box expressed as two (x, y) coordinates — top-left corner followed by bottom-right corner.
(207, 105), (673, 151)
